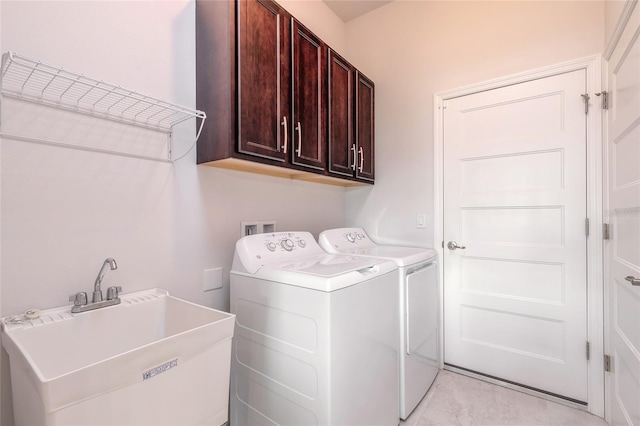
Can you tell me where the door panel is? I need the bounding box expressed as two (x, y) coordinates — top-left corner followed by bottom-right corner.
(607, 4), (640, 424)
(443, 70), (588, 402)
(461, 150), (563, 194)
(461, 257), (564, 304)
(291, 19), (326, 170)
(328, 50), (355, 177)
(356, 72), (375, 181)
(238, 0), (289, 161)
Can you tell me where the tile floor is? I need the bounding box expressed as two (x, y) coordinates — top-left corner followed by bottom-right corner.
(401, 371), (608, 426)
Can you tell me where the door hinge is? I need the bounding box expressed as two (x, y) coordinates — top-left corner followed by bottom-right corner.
(581, 93), (590, 114)
(596, 91), (609, 110)
(585, 218), (590, 237)
(586, 341), (590, 360)
(604, 354), (612, 372)
(441, 240), (444, 249)
(603, 223), (610, 240)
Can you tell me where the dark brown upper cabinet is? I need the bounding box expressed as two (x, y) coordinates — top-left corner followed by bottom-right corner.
(237, 0), (291, 162)
(328, 50), (355, 178)
(328, 51), (375, 183)
(196, 0), (373, 186)
(356, 72), (375, 182)
(291, 19), (327, 171)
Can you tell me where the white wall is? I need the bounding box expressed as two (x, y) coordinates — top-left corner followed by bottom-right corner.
(605, 0), (629, 49)
(343, 0), (605, 247)
(281, 0), (347, 52)
(0, 1), (346, 424)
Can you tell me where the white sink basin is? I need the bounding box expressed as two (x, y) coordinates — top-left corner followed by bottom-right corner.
(2, 288), (235, 426)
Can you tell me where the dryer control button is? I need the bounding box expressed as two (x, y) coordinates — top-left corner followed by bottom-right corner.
(281, 239), (295, 251)
(298, 239), (306, 248)
(266, 242), (277, 252)
(347, 233), (357, 243)
(357, 233), (365, 240)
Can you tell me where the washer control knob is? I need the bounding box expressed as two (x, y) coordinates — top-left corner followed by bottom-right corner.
(298, 239), (306, 248)
(266, 242), (277, 252)
(281, 239), (295, 251)
(357, 233), (364, 240)
(346, 233), (357, 243)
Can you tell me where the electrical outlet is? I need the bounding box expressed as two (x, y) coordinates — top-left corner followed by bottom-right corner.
(204, 267), (223, 291)
(416, 214), (426, 229)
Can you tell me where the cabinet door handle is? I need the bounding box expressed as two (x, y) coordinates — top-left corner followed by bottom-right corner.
(358, 147), (364, 173)
(351, 144), (356, 170)
(296, 121), (302, 156)
(281, 116), (288, 154)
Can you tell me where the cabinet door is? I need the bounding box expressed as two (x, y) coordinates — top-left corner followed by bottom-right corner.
(291, 20), (326, 171)
(356, 72), (375, 182)
(328, 50), (355, 177)
(237, 0), (290, 162)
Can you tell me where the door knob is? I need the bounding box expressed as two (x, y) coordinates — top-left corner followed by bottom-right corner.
(625, 276), (640, 286)
(447, 241), (466, 250)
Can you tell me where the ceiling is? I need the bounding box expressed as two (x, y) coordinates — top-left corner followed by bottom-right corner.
(322, 0), (394, 22)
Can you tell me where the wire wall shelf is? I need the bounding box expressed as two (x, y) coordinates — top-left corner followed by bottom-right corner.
(0, 51), (206, 162)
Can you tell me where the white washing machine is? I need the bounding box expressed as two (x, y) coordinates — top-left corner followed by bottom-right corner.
(230, 231), (400, 426)
(318, 227), (439, 420)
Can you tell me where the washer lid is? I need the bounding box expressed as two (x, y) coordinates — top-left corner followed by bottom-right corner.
(251, 255), (397, 292)
(261, 253), (385, 277)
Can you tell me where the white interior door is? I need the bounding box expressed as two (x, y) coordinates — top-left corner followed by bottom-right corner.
(443, 70), (589, 402)
(606, 4), (640, 425)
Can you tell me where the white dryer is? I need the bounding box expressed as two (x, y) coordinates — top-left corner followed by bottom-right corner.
(319, 228), (439, 420)
(230, 231), (400, 426)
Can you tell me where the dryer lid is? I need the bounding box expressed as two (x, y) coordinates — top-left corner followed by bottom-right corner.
(319, 228), (437, 267)
(330, 246), (437, 267)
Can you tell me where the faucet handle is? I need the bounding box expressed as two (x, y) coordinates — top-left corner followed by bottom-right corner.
(69, 292), (88, 306)
(106, 286), (123, 301)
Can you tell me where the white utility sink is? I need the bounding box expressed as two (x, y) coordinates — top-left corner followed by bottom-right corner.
(1, 288), (235, 426)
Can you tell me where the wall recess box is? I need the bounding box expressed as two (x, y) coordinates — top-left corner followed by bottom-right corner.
(260, 221), (276, 234)
(241, 221), (276, 237)
(241, 221), (259, 237)
(204, 267), (223, 291)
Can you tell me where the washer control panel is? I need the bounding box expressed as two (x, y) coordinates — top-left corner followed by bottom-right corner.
(236, 231), (325, 270)
(262, 233), (310, 253)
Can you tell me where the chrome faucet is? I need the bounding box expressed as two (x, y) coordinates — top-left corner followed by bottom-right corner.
(69, 257), (123, 313)
(93, 257), (117, 303)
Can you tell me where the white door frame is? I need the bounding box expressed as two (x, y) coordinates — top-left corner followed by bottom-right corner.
(433, 55), (604, 417)
(603, 1), (639, 424)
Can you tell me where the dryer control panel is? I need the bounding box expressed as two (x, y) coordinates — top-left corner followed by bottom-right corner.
(318, 227), (377, 250)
